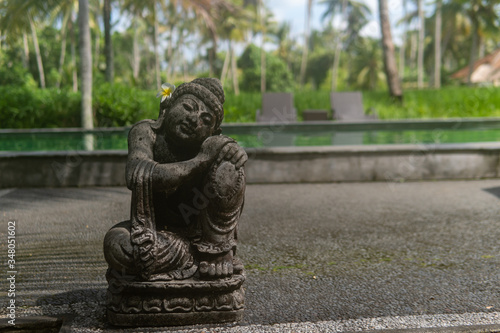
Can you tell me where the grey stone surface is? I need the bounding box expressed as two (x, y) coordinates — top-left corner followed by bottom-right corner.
(0, 180), (498, 331)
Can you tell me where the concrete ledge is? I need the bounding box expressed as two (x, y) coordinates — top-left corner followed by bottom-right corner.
(0, 150), (127, 188)
(2, 143), (500, 187)
(245, 143), (500, 183)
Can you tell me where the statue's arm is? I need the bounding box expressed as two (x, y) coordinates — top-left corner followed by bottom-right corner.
(125, 121), (157, 190)
(126, 122), (213, 194)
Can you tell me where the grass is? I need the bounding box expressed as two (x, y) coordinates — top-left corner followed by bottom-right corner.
(221, 86), (500, 123)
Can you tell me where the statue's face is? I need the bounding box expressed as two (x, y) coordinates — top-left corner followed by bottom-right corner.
(163, 94), (217, 147)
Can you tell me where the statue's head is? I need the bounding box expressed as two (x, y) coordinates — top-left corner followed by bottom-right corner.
(155, 78), (225, 148)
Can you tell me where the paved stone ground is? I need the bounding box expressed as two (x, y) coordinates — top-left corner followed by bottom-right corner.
(0, 180), (499, 332)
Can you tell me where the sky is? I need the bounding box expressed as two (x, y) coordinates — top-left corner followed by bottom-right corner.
(267, 0), (406, 45)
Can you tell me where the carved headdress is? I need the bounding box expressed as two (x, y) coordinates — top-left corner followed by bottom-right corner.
(157, 78), (225, 134)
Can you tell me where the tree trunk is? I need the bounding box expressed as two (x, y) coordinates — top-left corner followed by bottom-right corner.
(299, 0), (313, 87)
(104, 0), (114, 82)
(331, 36), (342, 91)
(220, 41), (231, 84)
(410, 32), (417, 73)
(29, 16), (46, 89)
(379, 0), (402, 100)
(259, 0), (266, 93)
(132, 18), (140, 81)
(22, 32), (30, 69)
(417, 0), (425, 88)
(230, 40), (240, 95)
(478, 36), (485, 59)
(79, 0), (93, 133)
(208, 30), (218, 77)
(70, 15), (78, 93)
(260, 40), (266, 93)
(168, 50), (177, 80)
(434, 0), (442, 88)
(168, 27), (184, 80)
(467, 23), (479, 85)
(166, 25), (174, 81)
(182, 51), (188, 82)
(94, 17), (100, 69)
(399, 0), (407, 83)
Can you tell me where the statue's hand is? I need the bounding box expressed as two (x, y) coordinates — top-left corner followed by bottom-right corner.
(198, 135), (235, 165)
(216, 142), (247, 169)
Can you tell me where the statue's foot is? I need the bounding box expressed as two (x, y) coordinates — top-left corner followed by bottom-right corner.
(199, 251), (233, 279)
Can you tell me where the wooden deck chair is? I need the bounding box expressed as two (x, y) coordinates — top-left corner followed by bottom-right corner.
(330, 92), (377, 121)
(256, 93), (297, 123)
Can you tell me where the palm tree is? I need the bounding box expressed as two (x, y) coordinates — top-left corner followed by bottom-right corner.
(321, 0), (370, 91)
(273, 22), (295, 71)
(184, 0), (237, 78)
(378, 0), (402, 100)
(54, 7), (71, 88)
(0, 0), (49, 88)
(353, 37), (384, 90)
(218, 0), (252, 94)
(122, 0), (234, 87)
(120, 0), (147, 83)
(47, 0), (80, 89)
(121, 0), (163, 88)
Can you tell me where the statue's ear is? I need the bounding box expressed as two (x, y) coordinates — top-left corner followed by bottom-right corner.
(213, 128), (222, 135)
(158, 108), (165, 118)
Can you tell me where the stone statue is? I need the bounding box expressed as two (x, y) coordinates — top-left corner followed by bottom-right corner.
(103, 78), (247, 326)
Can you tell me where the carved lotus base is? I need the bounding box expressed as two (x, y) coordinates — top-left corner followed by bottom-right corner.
(106, 273), (245, 327)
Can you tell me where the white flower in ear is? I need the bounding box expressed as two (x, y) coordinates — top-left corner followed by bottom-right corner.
(156, 83), (176, 102)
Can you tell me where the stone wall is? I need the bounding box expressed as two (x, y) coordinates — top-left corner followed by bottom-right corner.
(1, 143), (500, 188)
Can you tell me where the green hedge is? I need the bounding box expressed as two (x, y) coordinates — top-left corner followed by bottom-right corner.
(93, 83), (157, 127)
(0, 85), (80, 128)
(3, 84), (500, 129)
(0, 83), (158, 128)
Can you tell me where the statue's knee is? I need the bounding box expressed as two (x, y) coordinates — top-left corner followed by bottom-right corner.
(103, 220), (135, 272)
(207, 161), (245, 207)
(197, 161), (244, 245)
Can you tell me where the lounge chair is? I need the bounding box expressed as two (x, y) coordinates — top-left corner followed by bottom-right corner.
(256, 92), (297, 123)
(330, 92), (377, 121)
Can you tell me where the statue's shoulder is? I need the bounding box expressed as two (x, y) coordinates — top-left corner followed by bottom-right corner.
(130, 119), (156, 131)
(129, 119), (156, 138)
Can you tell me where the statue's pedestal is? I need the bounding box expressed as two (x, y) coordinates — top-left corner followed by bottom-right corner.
(106, 273), (245, 327)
